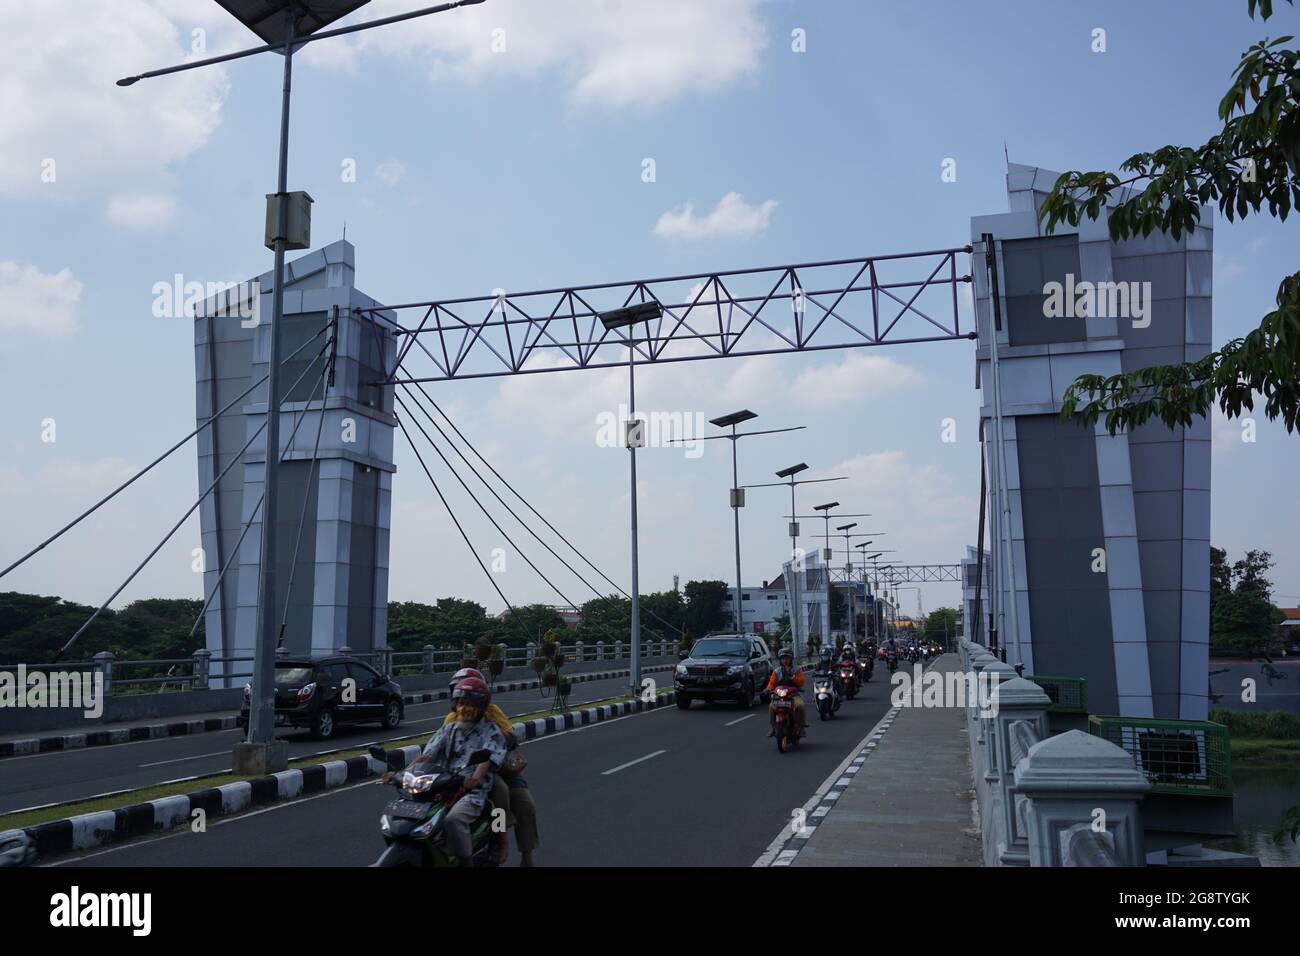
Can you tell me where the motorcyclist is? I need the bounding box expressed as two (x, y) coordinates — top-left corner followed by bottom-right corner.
(418, 676), (508, 867)
(765, 647), (806, 738)
(442, 667), (539, 866)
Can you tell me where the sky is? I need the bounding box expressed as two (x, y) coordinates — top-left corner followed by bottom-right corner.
(1, 0), (1298, 623)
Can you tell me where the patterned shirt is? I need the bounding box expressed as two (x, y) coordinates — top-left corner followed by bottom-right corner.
(422, 718), (508, 809)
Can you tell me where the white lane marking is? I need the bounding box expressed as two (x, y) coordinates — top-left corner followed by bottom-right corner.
(725, 713), (757, 727)
(43, 702), (678, 864)
(601, 749), (667, 775)
(138, 750), (230, 769)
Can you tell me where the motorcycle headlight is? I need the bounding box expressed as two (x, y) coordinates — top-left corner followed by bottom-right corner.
(411, 818), (436, 839)
(380, 814), (391, 833)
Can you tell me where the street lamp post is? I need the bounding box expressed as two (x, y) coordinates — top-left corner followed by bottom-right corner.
(674, 411), (804, 635)
(117, 0), (488, 776)
(597, 301), (663, 694)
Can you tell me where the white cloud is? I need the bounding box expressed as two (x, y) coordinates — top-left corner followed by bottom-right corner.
(0, 261), (83, 336)
(298, 0), (768, 109)
(375, 159), (407, 186)
(106, 193), (177, 230)
(789, 353), (924, 407)
(831, 449), (977, 563)
(653, 192), (777, 241)
(0, 1), (231, 201)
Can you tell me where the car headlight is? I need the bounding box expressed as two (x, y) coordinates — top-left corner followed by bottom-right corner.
(727, 664), (745, 675)
(675, 664), (687, 676)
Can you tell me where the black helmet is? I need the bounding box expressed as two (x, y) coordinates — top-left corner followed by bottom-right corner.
(778, 647), (793, 661)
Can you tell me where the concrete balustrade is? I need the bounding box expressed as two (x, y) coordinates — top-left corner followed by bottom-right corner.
(959, 642), (1150, 867)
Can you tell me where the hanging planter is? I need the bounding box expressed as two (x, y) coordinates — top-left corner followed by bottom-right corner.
(552, 652), (566, 668)
(542, 671), (558, 687)
(530, 657), (548, 674)
(474, 643), (492, 662)
(541, 641), (558, 659)
(488, 658), (505, 677)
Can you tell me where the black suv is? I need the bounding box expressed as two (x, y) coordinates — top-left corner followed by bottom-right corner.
(674, 634), (773, 710)
(238, 656), (404, 740)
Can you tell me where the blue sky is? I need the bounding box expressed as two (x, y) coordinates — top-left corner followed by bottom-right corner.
(2, 0), (1298, 619)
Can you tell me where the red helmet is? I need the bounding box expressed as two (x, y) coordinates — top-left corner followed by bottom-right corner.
(449, 667), (485, 690)
(452, 676), (491, 709)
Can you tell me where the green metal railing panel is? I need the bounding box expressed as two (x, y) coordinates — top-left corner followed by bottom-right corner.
(1088, 716), (1233, 797)
(1026, 675), (1088, 714)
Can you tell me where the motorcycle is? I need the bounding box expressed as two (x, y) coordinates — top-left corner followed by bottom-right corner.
(837, 659), (860, 699)
(813, 670), (840, 720)
(858, 654), (874, 683)
(886, 649), (899, 675)
(769, 684), (802, 752)
(369, 746), (499, 867)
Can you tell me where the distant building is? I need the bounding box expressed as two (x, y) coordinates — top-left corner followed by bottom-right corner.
(721, 580), (789, 635)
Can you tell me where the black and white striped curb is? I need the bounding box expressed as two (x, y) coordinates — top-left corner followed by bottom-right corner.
(0, 664), (675, 760)
(0, 716), (242, 759)
(754, 704), (902, 867)
(1, 690), (676, 863)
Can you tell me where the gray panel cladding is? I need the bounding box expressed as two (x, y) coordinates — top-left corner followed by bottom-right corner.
(1002, 235), (1087, 347)
(274, 460), (319, 656)
(1015, 414), (1118, 711)
(347, 465), (380, 652)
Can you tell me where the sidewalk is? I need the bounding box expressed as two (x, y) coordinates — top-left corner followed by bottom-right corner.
(791, 654), (983, 866)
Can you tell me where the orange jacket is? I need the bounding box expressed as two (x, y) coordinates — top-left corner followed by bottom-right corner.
(766, 667), (805, 691)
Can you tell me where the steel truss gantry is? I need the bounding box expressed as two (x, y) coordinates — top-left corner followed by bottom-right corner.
(357, 246), (975, 384)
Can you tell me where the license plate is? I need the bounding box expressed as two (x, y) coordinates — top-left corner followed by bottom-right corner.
(388, 800), (429, 821)
(773, 700), (792, 709)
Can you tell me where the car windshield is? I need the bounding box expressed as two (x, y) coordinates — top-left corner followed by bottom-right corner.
(275, 665), (314, 684)
(690, 638), (747, 658)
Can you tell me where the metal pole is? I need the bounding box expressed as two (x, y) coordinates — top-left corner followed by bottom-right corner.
(628, 333), (641, 693)
(788, 479), (800, 652)
(730, 426), (743, 633)
(983, 233), (1022, 667)
(248, 19), (296, 751)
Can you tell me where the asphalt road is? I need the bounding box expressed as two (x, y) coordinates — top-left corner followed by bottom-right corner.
(1, 673), (654, 815)
(55, 674), (896, 867)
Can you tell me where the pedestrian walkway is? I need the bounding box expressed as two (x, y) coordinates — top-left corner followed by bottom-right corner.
(791, 654), (983, 866)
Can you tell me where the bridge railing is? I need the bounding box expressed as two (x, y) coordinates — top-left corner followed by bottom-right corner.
(958, 639), (1152, 867)
(2, 640), (678, 697)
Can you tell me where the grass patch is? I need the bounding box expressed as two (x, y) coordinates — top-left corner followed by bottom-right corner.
(0, 690), (670, 833)
(1209, 708), (1300, 740)
(1227, 738), (1300, 765)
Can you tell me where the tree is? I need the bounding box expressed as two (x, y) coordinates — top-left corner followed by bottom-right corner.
(1210, 548), (1283, 655)
(683, 579), (731, 636)
(1039, 0), (1300, 436)
(923, 607), (961, 644)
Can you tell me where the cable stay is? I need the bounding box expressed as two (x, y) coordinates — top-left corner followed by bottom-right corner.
(0, 322), (331, 582)
(57, 338), (334, 659)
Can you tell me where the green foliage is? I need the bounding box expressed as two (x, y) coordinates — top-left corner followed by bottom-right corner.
(1040, 0), (1300, 436)
(1209, 548), (1283, 655)
(0, 591), (204, 666)
(683, 579), (731, 636)
(922, 607), (961, 642)
(1208, 707), (1300, 739)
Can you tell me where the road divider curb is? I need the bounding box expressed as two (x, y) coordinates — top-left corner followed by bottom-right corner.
(3, 688), (677, 863)
(0, 664), (674, 760)
(0, 716), (241, 759)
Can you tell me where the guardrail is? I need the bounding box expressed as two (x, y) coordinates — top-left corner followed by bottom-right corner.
(1087, 715), (1232, 798)
(1, 640), (680, 697)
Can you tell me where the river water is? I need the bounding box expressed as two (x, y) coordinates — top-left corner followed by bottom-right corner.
(1205, 765), (1300, 867)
